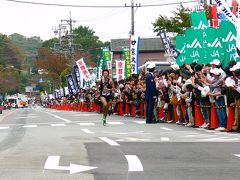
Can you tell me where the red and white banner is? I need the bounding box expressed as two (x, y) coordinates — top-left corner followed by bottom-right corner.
(115, 60), (125, 82)
(76, 58), (91, 81)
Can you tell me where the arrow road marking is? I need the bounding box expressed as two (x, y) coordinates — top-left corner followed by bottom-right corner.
(234, 154), (240, 158)
(125, 155), (143, 172)
(44, 156), (97, 174)
(99, 137), (120, 146)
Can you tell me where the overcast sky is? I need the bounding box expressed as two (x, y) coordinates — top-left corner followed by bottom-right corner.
(0, 0), (196, 42)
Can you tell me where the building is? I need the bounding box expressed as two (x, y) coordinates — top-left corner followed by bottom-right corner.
(110, 37), (166, 66)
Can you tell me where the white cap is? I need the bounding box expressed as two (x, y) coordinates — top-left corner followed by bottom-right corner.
(171, 63), (180, 70)
(210, 59), (221, 66)
(230, 62), (240, 71)
(210, 68), (221, 75)
(146, 62), (155, 69)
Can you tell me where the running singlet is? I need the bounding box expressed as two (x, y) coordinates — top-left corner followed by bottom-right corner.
(100, 79), (111, 97)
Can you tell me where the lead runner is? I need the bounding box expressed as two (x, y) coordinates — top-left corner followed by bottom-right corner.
(97, 69), (114, 126)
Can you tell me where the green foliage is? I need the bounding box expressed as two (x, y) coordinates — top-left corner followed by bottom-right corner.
(42, 38), (59, 49)
(153, 3), (211, 35)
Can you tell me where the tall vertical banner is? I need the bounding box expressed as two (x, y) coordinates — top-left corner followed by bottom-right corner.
(73, 65), (82, 90)
(115, 60), (125, 82)
(123, 47), (131, 78)
(97, 58), (104, 80)
(102, 47), (112, 79)
(130, 35), (140, 74)
(159, 29), (180, 59)
(76, 58), (91, 81)
(66, 74), (77, 96)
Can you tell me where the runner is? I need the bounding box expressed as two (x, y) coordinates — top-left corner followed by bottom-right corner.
(97, 69), (114, 126)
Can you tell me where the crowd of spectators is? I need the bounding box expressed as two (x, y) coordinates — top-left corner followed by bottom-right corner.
(47, 59), (240, 132)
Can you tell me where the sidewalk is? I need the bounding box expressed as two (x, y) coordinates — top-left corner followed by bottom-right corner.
(0, 109), (16, 123)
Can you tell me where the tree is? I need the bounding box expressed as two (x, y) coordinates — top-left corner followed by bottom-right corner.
(153, 3), (211, 35)
(34, 48), (68, 88)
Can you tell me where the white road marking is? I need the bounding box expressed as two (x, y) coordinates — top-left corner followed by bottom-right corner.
(107, 122), (124, 125)
(161, 137), (170, 141)
(125, 155), (143, 172)
(81, 129), (94, 134)
(51, 124), (66, 127)
(160, 127), (173, 131)
(234, 154), (240, 158)
(99, 137), (120, 146)
(78, 123), (95, 126)
(197, 137), (239, 142)
(44, 112), (71, 123)
(72, 114), (98, 116)
(0, 127), (10, 130)
(23, 125), (37, 128)
(134, 121), (146, 124)
(15, 116), (39, 119)
(44, 156), (97, 174)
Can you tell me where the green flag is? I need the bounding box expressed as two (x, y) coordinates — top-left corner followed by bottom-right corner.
(123, 47), (131, 78)
(190, 11), (208, 29)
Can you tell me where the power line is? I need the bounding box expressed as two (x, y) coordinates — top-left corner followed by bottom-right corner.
(6, 0), (197, 8)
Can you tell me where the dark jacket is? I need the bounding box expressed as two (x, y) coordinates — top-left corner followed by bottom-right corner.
(145, 72), (157, 100)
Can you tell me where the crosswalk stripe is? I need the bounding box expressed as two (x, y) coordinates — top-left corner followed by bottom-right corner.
(51, 124), (66, 127)
(78, 123), (95, 126)
(23, 125), (37, 128)
(160, 127), (173, 131)
(134, 121), (145, 124)
(161, 137), (170, 141)
(0, 127), (10, 130)
(99, 137), (120, 146)
(107, 122), (124, 125)
(82, 129), (94, 134)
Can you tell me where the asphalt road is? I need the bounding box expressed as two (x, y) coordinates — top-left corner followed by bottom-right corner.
(0, 106), (239, 180)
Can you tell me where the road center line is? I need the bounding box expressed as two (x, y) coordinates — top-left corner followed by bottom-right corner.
(99, 137), (120, 146)
(125, 155), (143, 172)
(81, 129), (94, 134)
(44, 112), (72, 123)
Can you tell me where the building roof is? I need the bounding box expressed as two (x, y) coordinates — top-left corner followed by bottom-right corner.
(110, 38), (165, 52)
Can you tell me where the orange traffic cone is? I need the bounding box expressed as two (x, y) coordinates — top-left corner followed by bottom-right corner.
(119, 102), (124, 116)
(159, 107), (164, 119)
(210, 102), (219, 129)
(227, 106), (235, 131)
(173, 105), (179, 123)
(194, 101), (204, 127)
(132, 104), (136, 117)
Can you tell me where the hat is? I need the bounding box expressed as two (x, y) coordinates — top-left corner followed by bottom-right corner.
(171, 63), (180, 70)
(146, 62), (155, 69)
(225, 77), (235, 87)
(201, 86), (210, 97)
(210, 68), (221, 75)
(230, 62), (240, 71)
(210, 59), (221, 66)
(182, 79), (192, 92)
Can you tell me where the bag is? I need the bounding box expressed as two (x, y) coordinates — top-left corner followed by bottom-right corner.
(170, 95), (178, 105)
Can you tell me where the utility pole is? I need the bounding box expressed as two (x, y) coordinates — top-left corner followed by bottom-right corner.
(53, 12), (80, 67)
(125, 0), (141, 35)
